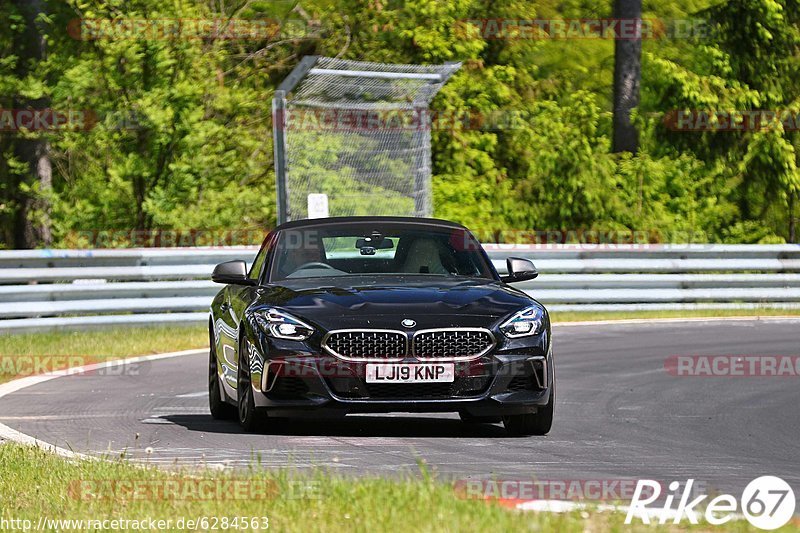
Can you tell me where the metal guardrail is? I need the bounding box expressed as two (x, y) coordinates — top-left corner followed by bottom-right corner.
(1, 244), (799, 332)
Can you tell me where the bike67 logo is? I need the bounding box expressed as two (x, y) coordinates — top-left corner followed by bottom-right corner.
(626, 476), (796, 530)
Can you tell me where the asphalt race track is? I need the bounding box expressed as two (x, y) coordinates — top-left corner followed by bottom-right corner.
(2, 319), (798, 503)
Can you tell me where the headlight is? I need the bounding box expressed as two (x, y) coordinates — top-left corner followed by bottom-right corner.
(499, 305), (543, 338)
(254, 308), (315, 341)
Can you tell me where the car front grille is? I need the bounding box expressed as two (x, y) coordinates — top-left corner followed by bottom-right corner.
(412, 329), (494, 360)
(322, 328), (495, 362)
(322, 330), (407, 361)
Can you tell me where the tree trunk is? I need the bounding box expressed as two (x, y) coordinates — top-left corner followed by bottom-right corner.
(612, 0), (642, 154)
(12, 136), (52, 247)
(12, 0), (53, 248)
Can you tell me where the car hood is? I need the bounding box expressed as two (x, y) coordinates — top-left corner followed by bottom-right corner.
(252, 275), (537, 330)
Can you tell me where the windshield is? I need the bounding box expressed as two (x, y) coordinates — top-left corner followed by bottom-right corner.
(269, 223), (495, 281)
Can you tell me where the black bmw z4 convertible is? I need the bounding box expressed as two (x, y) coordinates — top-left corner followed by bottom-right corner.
(208, 216), (554, 436)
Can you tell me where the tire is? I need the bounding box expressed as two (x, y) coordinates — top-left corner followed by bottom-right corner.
(209, 335), (235, 420)
(237, 338), (265, 432)
(459, 412), (502, 424)
(502, 385), (554, 436)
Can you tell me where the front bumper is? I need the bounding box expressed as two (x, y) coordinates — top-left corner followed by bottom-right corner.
(247, 334), (553, 417)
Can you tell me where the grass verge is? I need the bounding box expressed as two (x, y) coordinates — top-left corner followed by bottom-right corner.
(2, 444), (795, 532)
(0, 326), (206, 384)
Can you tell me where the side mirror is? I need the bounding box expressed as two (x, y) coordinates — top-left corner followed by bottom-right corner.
(500, 257), (539, 283)
(212, 260), (256, 285)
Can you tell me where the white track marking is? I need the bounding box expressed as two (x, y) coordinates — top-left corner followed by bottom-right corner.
(0, 348), (205, 460)
(175, 391), (207, 398)
(553, 315), (800, 327)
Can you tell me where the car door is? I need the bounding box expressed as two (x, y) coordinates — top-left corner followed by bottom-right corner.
(217, 233), (275, 398)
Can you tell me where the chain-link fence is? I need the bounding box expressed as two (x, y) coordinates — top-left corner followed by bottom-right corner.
(272, 56), (460, 223)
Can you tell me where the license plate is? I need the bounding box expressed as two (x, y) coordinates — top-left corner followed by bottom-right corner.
(366, 363), (455, 383)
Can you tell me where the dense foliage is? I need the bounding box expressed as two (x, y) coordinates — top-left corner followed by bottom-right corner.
(1, 0), (798, 247)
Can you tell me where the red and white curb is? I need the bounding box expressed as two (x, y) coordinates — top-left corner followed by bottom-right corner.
(494, 498), (751, 522)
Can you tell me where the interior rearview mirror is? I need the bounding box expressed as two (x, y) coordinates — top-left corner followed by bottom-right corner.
(355, 237), (394, 249)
